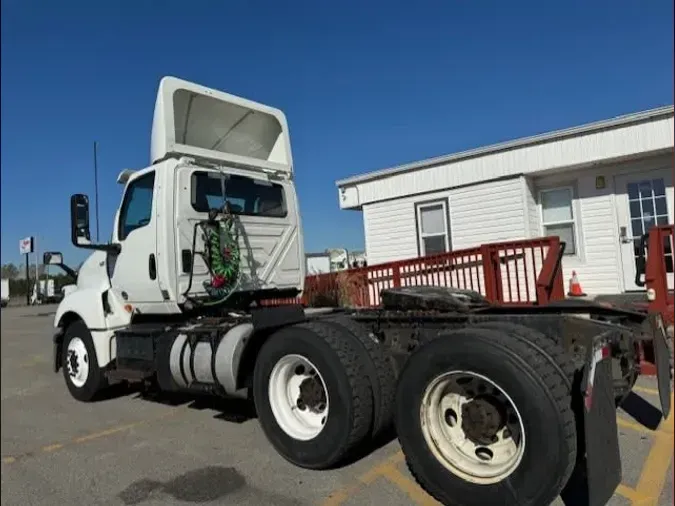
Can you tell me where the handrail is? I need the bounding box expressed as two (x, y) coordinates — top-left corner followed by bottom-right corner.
(535, 238), (566, 304)
(643, 225), (674, 322)
(291, 236), (565, 308)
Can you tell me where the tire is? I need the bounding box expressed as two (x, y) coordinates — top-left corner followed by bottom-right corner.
(62, 321), (108, 402)
(396, 327), (577, 506)
(252, 321), (374, 469)
(474, 321), (633, 408)
(319, 315), (397, 438)
(471, 322), (576, 389)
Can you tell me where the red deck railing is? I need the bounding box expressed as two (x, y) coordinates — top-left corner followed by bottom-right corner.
(271, 236), (565, 308)
(644, 225), (674, 327)
(638, 225), (674, 376)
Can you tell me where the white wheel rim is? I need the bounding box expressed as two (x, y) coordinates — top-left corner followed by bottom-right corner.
(268, 354), (329, 441)
(66, 337), (90, 388)
(420, 370), (526, 485)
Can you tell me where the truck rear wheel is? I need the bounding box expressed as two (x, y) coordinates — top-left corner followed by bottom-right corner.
(62, 321), (108, 402)
(252, 321), (374, 469)
(395, 328), (577, 506)
(319, 315), (397, 438)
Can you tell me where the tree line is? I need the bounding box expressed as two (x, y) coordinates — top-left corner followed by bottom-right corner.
(1, 263), (77, 297)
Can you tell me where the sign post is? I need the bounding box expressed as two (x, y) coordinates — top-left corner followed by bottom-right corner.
(19, 236), (34, 306)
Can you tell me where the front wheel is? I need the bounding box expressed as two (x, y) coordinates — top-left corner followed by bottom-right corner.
(396, 328), (577, 506)
(252, 321), (374, 470)
(62, 321), (108, 402)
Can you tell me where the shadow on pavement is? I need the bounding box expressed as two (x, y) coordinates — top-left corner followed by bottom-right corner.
(94, 382), (257, 423)
(92, 380), (397, 465)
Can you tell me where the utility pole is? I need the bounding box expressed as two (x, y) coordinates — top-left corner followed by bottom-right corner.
(24, 253), (30, 306)
(93, 141), (100, 242)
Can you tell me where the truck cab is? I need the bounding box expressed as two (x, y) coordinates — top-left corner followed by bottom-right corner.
(54, 76), (305, 369)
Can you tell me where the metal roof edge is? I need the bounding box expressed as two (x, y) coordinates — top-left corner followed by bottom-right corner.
(335, 105), (674, 188)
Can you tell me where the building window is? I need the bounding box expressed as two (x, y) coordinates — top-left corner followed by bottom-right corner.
(415, 200), (450, 256)
(539, 187), (577, 256)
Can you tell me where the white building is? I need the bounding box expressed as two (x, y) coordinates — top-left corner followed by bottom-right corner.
(336, 106), (674, 296)
(305, 249), (368, 275)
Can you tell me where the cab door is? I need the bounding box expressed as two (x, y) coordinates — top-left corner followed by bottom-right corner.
(107, 169), (165, 307)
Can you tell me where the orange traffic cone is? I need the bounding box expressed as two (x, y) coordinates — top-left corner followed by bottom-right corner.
(568, 271), (587, 297)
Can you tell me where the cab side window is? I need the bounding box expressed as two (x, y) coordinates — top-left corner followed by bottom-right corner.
(118, 172), (155, 240)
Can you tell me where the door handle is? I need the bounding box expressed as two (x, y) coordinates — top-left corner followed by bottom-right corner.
(619, 226), (632, 244)
(149, 254), (157, 280)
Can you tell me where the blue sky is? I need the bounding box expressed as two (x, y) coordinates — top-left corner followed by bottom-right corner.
(1, 0), (673, 267)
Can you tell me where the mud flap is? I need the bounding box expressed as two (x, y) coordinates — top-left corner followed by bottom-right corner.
(563, 332), (621, 506)
(650, 314), (672, 419)
(53, 329), (64, 373)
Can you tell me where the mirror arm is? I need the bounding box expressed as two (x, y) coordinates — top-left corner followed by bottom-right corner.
(76, 243), (121, 255)
(54, 264), (78, 279)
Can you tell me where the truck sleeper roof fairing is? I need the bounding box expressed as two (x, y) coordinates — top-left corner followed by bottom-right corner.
(150, 76), (293, 177)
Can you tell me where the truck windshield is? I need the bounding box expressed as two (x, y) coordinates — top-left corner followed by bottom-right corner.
(191, 171), (287, 218)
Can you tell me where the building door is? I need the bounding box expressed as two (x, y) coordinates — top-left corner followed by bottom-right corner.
(615, 168), (674, 292)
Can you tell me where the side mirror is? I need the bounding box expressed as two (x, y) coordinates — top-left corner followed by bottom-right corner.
(43, 251), (64, 265)
(70, 194), (92, 247)
(44, 251), (78, 279)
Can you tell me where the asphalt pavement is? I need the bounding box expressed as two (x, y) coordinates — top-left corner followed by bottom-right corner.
(1, 304), (672, 506)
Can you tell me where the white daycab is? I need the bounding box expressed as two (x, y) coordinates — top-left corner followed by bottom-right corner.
(52, 77), (386, 471)
(54, 75), (305, 371)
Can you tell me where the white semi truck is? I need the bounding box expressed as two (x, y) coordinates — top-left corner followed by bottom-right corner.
(1, 279), (9, 307)
(52, 76), (671, 506)
(43, 252), (79, 301)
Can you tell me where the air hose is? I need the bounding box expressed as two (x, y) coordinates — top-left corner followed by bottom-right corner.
(200, 199), (242, 306)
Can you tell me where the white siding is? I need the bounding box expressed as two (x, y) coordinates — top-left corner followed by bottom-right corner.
(531, 153), (672, 295)
(340, 114), (674, 209)
(361, 152), (671, 299)
(524, 177), (540, 235)
(362, 176), (527, 265)
(449, 178), (527, 249)
(363, 197), (420, 265)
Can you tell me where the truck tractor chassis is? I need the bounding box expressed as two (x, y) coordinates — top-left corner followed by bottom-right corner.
(51, 76), (673, 506)
(54, 285), (672, 506)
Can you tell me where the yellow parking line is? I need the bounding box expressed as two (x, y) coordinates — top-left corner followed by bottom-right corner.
(321, 483), (362, 506)
(617, 417), (662, 435)
(1, 407), (183, 465)
(322, 451), (405, 505)
(41, 444), (64, 453)
(379, 465), (440, 505)
(73, 422), (142, 443)
(18, 355), (47, 368)
(615, 484), (646, 502)
(631, 394), (675, 506)
(322, 450), (439, 506)
(633, 386), (660, 396)
(361, 451), (405, 484)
